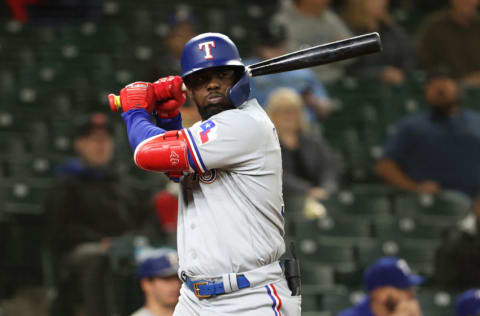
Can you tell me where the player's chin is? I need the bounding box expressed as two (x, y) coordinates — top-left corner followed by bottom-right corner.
(198, 103), (235, 120)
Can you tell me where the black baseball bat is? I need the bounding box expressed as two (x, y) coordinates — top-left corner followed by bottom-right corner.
(246, 32), (382, 77)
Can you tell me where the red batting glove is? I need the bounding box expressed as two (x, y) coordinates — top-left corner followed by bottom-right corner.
(153, 76), (186, 118)
(119, 82), (157, 114)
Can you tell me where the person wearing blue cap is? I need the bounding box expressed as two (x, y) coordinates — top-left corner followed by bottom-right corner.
(338, 257), (424, 316)
(455, 289), (480, 316)
(132, 249), (181, 316)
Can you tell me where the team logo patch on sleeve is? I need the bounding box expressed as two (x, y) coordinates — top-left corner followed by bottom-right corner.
(199, 120), (217, 144)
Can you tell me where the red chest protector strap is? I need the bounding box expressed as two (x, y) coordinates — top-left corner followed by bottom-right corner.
(134, 130), (191, 173)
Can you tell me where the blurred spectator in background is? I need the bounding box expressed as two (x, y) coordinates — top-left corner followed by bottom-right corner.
(43, 112), (158, 316)
(133, 248), (181, 316)
(375, 71), (480, 203)
(455, 289), (480, 316)
(338, 257), (423, 316)
(147, 7), (201, 128)
(433, 200), (480, 291)
(273, 0), (353, 84)
(245, 21), (332, 121)
(147, 7), (198, 81)
(7, 0), (102, 23)
(266, 88), (343, 203)
(341, 0), (415, 85)
(417, 0), (480, 87)
(153, 182), (179, 246)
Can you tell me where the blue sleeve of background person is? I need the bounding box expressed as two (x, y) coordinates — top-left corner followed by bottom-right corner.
(305, 70), (329, 99)
(121, 109), (166, 151)
(382, 119), (413, 165)
(155, 113), (183, 131)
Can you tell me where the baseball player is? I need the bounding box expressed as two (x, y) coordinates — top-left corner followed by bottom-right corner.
(114, 32), (301, 315)
(133, 248), (181, 316)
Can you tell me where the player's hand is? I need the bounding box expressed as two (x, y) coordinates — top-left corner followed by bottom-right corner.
(119, 81), (157, 113)
(153, 76), (186, 119)
(415, 181), (441, 194)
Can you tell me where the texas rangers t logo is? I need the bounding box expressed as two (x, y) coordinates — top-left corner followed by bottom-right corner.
(199, 120), (216, 144)
(198, 41), (216, 60)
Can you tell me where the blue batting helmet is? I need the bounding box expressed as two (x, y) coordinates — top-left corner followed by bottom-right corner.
(137, 248), (179, 279)
(180, 32), (250, 107)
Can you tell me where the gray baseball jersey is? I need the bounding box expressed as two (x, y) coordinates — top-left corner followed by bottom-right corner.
(179, 98), (286, 278)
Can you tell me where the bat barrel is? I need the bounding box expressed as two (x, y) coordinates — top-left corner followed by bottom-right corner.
(248, 32), (382, 77)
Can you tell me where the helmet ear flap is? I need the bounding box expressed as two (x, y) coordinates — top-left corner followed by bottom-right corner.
(228, 70), (251, 107)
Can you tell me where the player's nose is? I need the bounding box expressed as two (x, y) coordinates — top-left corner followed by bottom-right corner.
(206, 76), (221, 90)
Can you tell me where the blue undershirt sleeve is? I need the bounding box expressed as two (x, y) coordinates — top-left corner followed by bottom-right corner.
(121, 109), (166, 151)
(155, 112), (183, 131)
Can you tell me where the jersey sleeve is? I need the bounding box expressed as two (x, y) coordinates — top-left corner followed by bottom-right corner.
(181, 111), (264, 173)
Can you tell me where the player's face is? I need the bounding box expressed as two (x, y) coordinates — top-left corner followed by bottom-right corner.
(74, 128), (114, 167)
(186, 66), (237, 120)
(146, 275), (181, 308)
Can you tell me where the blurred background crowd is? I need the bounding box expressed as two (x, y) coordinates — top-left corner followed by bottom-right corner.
(1, 0), (480, 315)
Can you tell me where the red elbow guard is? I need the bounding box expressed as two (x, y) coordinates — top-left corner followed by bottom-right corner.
(134, 130), (191, 173)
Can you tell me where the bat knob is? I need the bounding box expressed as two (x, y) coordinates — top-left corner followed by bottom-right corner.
(108, 94), (121, 112)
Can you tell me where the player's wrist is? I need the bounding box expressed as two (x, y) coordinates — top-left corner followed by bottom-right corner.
(157, 109), (180, 119)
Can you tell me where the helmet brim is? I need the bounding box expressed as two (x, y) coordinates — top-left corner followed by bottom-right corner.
(181, 59), (245, 78)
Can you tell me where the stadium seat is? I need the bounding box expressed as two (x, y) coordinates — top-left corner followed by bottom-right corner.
(398, 240), (436, 276)
(375, 216), (446, 244)
(322, 190), (392, 222)
(416, 289), (456, 316)
(299, 239), (357, 275)
(292, 216), (372, 243)
(301, 263), (335, 288)
(394, 191), (472, 223)
(321, 290), (356, 316)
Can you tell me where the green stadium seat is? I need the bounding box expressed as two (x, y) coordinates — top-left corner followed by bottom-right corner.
(398, 240), (436, 276)
(292, 216), (372, 243)
(416, 290), (456, 316)
(394, 191), (472, 223)
(321, 290), (355, 316)
(356, 240), (401, 268)
(462, 87), (480, 110)
(298, 238), (357, 274)
(375, 216), (446, 244)
(302, 284), (349, 314)
(301, 263), (335, 288)
(323, 190), (392, 223)
(1, 180), (50, 211)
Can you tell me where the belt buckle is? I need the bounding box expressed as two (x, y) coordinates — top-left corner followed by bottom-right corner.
(193, 281), (211, 299)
